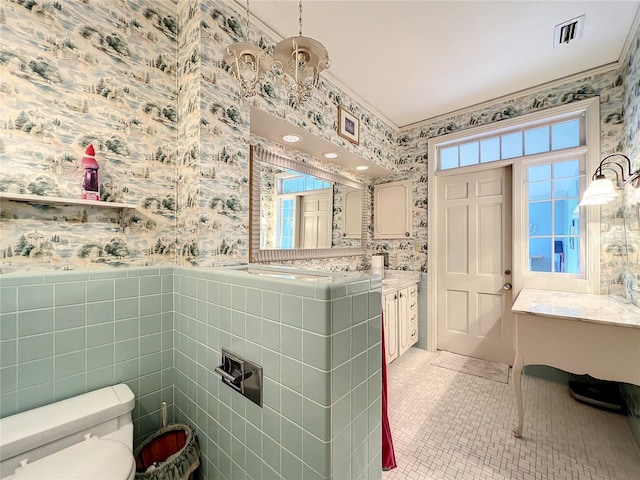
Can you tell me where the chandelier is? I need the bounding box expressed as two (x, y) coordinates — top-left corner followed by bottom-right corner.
(223, 0), (272, 98)
(272, 0), (331, 107)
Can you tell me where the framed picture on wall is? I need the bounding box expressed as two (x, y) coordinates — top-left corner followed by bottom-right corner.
(338, 106), (359, 145)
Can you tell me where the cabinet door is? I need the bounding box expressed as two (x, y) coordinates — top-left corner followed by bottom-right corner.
(373, 180), (412, 239)
(398, 287), (410, 356)
(343, 189), (363, 238)
(407, 284), (418, 347)
(383, 292), (398, 364)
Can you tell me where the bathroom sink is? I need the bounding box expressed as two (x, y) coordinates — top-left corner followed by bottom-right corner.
(225, 265), (345, 282)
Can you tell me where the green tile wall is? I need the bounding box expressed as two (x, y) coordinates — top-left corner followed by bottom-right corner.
(173, 267), (383, 480)
(1, 265), (386, 479)
(0, 268), (174, 446)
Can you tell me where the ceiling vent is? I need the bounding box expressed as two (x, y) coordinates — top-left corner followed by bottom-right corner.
(554, 15), (585, 47)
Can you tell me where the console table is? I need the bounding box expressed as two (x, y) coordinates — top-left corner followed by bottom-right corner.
(511, 289), (640, 438)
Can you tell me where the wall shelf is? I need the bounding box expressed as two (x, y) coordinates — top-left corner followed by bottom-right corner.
(0, 192), (136, 210)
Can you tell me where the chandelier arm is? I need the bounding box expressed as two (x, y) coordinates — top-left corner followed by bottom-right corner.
(298, 0), (303, 36)
(245, 0), (250, 31)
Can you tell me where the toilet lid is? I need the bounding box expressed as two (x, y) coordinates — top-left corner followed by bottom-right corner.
(12, 437), (135, 479)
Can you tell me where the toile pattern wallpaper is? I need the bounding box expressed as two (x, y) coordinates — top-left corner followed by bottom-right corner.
(0, 0), (638, 303)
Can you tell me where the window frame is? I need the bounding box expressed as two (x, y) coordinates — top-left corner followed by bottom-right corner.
(521, 151), (587, 284)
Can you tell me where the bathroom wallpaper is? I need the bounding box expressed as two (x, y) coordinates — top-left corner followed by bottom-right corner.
(0, 0), (396, 274)
(0, 0), (179, 273)
(619, 26), (640, 307)
(1, 0), (638, 294)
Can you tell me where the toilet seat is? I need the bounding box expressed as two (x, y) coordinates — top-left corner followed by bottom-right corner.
(8, 437), (135, 480)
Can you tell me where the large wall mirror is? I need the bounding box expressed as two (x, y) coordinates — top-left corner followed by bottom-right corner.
(250, 146), (368, 262)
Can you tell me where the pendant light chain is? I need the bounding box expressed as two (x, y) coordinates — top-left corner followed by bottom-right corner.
(298, 0), (303, 36)
(245, 0), (250, 30)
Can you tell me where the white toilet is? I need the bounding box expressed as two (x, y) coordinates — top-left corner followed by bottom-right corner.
(0, 384), (136, 480)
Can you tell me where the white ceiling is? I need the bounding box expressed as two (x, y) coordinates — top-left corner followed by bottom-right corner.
(240, 0), (640, 128)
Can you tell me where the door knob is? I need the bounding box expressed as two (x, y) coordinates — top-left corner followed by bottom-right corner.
(504, 269), (511, 275)
(503, 282), (512, 290)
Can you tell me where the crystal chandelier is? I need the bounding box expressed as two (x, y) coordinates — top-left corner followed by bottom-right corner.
(272, 0), (331, 107)
(224, 0), (272, 98)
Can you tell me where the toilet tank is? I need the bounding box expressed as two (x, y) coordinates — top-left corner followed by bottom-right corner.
(0, 384), (135, 478)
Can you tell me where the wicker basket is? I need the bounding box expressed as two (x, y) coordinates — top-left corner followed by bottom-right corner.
(134, 424), (200, 480)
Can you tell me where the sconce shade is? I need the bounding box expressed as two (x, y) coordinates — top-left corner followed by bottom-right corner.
(579, 175), (619, 206)
(580, 153), (639, 206)
(273, 35), (331, 106)
(224, 42), (272, 98)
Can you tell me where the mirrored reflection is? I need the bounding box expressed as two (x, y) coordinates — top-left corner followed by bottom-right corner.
(249, 144), (368, 263)
(259, 163), (362, 250)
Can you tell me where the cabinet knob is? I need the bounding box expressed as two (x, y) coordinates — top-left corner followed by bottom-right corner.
(405, 231), (410, 237)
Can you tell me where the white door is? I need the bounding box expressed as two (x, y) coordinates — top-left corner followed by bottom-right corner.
(299, 192), (332, 249)
(436, 166), (514, 365)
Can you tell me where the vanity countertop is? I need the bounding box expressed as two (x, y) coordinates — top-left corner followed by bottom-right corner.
(512, 288), (640, 329)
(376, 270), (420, 293)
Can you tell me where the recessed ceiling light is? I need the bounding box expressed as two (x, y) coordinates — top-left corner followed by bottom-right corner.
(282, 134), (301, 143)
(355, 165), (369, 171)
(323, 152), (339, 159)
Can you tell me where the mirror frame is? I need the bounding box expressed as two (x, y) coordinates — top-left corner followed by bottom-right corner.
(250, 145), (368, 262)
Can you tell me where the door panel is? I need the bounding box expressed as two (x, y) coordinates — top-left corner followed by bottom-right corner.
(437, 166), (514, 365)
(446, 206), (469, 273)
(299, 192), (332, 249)
(446, 290), (469, 334)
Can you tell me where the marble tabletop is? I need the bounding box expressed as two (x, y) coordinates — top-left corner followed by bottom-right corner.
(512, 288), (640, 329)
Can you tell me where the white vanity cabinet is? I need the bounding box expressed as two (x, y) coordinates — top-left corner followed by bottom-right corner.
(399, 284), (418, 356)
(373, 180), (412, 239)
(383, 280), (418, 364)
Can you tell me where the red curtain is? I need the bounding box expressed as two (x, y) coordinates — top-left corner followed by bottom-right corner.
(381, 312), (397, 470)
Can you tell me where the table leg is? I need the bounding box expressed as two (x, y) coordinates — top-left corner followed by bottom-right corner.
(512, 352), (524, 438)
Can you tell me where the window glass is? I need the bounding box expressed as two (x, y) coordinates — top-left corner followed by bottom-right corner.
(278, 198), (295, 249)
(553, 159), (580, 178)
(529, 238), (552, 272)
(524, 126), (549, 155)
(551, 119), (580, 150)
(501, 132), (522, 159)
(553, 177), (579, 198)
(529, 201), (552, 235)
(528, 181), (551, 201)
(480, 137), (500, 163)
(460, 142), (479, 166)
(560, 236), (580, 274)
(441, 146), (458, 170)
(553, 200), (573, 235)
(529, 164), (551, 182)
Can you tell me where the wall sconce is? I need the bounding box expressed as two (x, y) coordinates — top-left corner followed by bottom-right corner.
(579, 154), (640, 206)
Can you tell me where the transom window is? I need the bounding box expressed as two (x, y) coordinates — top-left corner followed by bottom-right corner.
(439, 117), (583, 170)
(278, 171), (331, 194)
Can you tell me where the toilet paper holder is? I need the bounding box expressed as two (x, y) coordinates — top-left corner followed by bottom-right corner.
(215, 348), (263, 407)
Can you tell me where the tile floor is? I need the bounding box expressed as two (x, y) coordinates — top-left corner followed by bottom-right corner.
(383, 348), (640, 480)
